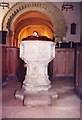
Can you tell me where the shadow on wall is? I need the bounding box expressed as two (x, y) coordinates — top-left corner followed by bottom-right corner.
(16, 58), (26, 83)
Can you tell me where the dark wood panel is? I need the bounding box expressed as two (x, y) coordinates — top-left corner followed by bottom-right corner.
(2, 47), (26, 81)
(2, 46), (7, 82)
(75, 45), (82, 99)
(6, 47), (19, 79)
(52, 48), (74, 78)
(69, 51), (74, 75)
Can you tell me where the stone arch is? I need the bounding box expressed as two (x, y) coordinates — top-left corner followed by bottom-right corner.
(2, 2), (66, 46)
(14, 11), (54, 40)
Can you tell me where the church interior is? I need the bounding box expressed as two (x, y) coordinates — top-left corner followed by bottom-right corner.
(0, 1), (82, 119)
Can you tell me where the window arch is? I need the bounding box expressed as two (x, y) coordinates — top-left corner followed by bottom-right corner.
(71, 23), (76, 35)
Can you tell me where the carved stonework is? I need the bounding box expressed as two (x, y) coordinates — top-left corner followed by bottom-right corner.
(20, 40), (55, 92)
(15, 40), (58, 106)
(2, 2), (66, 37)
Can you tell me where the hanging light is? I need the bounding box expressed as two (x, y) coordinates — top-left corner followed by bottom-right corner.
(0, 2), (10, 9)
(61, 2), (73, 11)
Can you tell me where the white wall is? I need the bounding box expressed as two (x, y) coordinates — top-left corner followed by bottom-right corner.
(0, 8), (8, 30)
(54, 2), (80, 42)
(0, 2), (15, 30)
(0, 2), (80, 42)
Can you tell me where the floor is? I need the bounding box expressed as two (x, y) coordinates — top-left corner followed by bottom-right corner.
(1, 79), (80, 119)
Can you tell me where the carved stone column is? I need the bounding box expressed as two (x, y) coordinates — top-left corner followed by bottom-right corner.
(15, 40), (58, 106)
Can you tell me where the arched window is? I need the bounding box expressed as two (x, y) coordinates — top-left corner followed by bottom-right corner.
(71, 23), (76, 35)
(33, 31), (39, 37)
